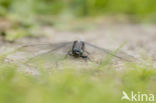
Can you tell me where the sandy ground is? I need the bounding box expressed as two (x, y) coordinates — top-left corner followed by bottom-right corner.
(0, 20), (156, 70)
(17, 23), (156, 59)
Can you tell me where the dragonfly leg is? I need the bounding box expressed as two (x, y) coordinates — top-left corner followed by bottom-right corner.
(81, 55), (92, 62)
(68, 50), (73, 56)
(83, 49), (91, 56)
(64, 50), (73, 59)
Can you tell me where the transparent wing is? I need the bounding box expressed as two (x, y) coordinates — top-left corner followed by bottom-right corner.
(16, 41), (72, 53)
(84, 42), (136, 62)
(13, 41), (73, 62)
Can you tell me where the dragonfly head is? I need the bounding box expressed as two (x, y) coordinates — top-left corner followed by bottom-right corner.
(72, 48), (83, 56)
(72, 41), (85, 57)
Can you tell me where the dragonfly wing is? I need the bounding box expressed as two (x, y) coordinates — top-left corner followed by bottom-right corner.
(28, 42), (73, 59)
(16, 41), (72, 53)
(13, 41), (73, 61)
(84, 42), (136, 62)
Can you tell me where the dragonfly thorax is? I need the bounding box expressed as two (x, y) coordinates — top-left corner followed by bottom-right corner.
(72, 41), (85, 57)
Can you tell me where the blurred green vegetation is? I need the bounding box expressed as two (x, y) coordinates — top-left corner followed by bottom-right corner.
(0, 60), (156, 103)
(0, 0), (156, 21)
(0, 0), (156, 41)
(0, 51), (156, 103)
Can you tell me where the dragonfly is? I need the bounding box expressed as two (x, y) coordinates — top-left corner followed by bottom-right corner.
(15, 40), (136, 63)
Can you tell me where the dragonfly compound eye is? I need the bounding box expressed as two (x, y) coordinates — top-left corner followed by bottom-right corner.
(73, 48), (83, 55)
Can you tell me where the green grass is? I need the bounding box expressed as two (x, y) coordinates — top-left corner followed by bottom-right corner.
(0, 53), (156, 103)
(0, 0), (156, 41)
(0, 0), (156, 21)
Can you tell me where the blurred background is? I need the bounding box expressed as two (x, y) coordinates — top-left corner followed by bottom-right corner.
(0, 0), (156, 36)
(0, 0), (156, 20)
(0, 1), (156, 103)
(0, 0), (156, 57)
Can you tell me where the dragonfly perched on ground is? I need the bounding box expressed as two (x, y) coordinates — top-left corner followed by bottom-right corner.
(15, 40), (136, 64)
